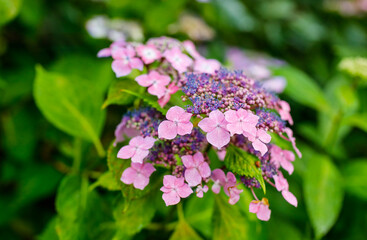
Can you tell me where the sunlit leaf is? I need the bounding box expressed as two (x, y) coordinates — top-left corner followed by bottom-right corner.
(102, 79), (140, 108)
(339, 57), (367, 82)
(0, 0), (22, 26)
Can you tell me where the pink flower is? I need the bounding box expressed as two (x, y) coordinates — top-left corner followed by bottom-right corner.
(194, 58), (221, 74)
(135, 71), (171, 98)
(97, 40), (126, 58)
(160, 175), (193, 206)
(278, 100), (293, 125)
(117, 136), (156, 163)
(270, 145), (295, 175)
(114, 124), (139, 146)
(211, 168), (226, 194)
(158, 106), (193, 140)
(136, 44), (161, 64)
(198, 110), (230, 149)
(163, 47), (193, 73)
(224, 109), (259, 137)
(284, 128), (302, 158)
(183, 40), (202, 59)
(228, 186), (243, 205)
(247, 129), (271, 156)
(196, 185), (209, 198)
(261, 76), (287, 93)
(111, 45), (143, 77)
(211, 169), (243, 204)
(157, 83), (179, 107)
(249, 198), (271, 221)
(273, 172), (298, 207)
(120, 162), (156, 190)
(182, 152), (211, 186)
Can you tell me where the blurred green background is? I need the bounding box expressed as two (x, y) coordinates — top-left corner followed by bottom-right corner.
(1, 0), (367, 239)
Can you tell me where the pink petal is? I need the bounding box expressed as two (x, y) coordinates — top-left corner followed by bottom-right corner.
(140, 163), (156, 177)
(148, 85), (166, 98)
(273, 173), (289, 192)
(252, 139), (268, 156)
(284, 150), (295, 162)
(183, 40), (201, 59)
(163, 175), (177, 188)
(160, 186), (171, 193)
(249, 201), (260, 213)
(212, 183), (221, 194)
(209, 110), (225, 125)
(117, 145), (136, 159)
(139, 136), (156, 150)
(177, 183), (193, 198)
(257, 129), (271, 143)
(184, 168), (202, 186)
(198, 118), (216, 133)
(177, 122), (193, 135)
(136, 74), (153, 87)
(131, 148), (149, 163)
(262, 76), (287, 94)
(182, 155), (195, 168)
(228, 187), (243, 205)
(193, 152), (204, 165)
(162, 191), (181, 206)
(125, 45), (136, 57)
(174, 177), (185, 187)
(224, 110), (238, 123)
(158, 120), (177, 140)
(111, 48), (125, 59)
(129, 136), (146, 147)
(120, 167), (137, 184)
(97, 48), (111, 58)
(217, 150), (226, 161)
(206, 127), (230, 149)
(112, 60), (132, 77)
(166, 106), (186, 121)
(282, 190), (298, 207)
(129, 58), (144, 71)
(158, 92), (171, 108)
(226, 172), (237, 185)
(226, 122), (243, 136)
(280, 159), (294, 175)
(133, 173), (149, 190)
(257, 204), (271, 221)
(196, 190), (204, 198)
(211, 169), (226, 185)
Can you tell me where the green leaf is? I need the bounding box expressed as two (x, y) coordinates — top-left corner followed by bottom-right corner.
(34, 65), (105, 156)
(271, 65), (330, 112)
(38, 217), (59, 240)
(303, 152), (344, 239)
(342, 159), (367, 201)
(339, 57), (367, 82)
(90, 171), (121, 191)
(0, 0), (22, 26)
(120, 89), (167, 114)
(102, 79), (140, 108)
(224, 145), (266, 193)
(170, 218), (203, 240)
(212, 193), (250, 240)
(343, 113), (367, 133)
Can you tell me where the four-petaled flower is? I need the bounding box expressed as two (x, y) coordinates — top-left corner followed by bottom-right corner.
(194, 58), (221, 74)
(273, 172), (298, 207)
(164, 47), (193, 73)
(160, 175), (193, 206)
(97, 40), (126, 58)
(117, 136), (156, 163)
(249, 198), (271, 221)
(182, 152), (211, 186)
(136, 44), (161, 64)
(270, 145), (295, 175)
(120, 162), (156, 190)
(111, 45), (143, 77)
(158, 106), (193, 140)
(135, 71), (171, 98)
(195, 185), (209, 198)
(247, 129), (271, 156)
(224, 108), (259, 137)
(211, 168), (242, 204)
(198, 110), (230, 149)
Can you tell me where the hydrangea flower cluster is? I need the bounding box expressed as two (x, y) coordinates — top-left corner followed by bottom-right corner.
(100, 37), (301, 222)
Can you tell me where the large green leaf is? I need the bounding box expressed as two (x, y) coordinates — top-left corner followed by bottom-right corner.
(170, 218), (203, 240)
(90, 171), (121, 191)
(0, 0), (22, 26)
(212, 194), (250, 240)
(120, 89), (167, 114)
(271, 65), (330, 112)
(303, 152), (344, 239)
(34, 65), (105, 156)
(102, 79), (140, 108)
(224, 145), (266, 193)
(342, 159), (367, 201)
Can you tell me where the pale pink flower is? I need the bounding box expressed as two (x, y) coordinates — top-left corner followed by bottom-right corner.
(111, 45), (143, 77)
(97, 40), (126, 58)
(249, 198), (271, 221)
(158, 106), (193, 140)
(198, 110), (230, 149)
(114, 124), (139, 146)
(228, 186), (243, 205)
(224, 109), (259, 136)
(160, 175), (193, 206)
(120, 162), (156, 190)
(117, 136), (156, 163)
(196, 185), (209, 198)
(136, 44), (161, 64)
(135, 71), (171, 98)
(284, 128), (302, 158)
(194, 58), (221, 74)
(270, 145), (295, 175)
(157, 83), (179, 107)
(278, 100), (293, 125)
(262, 76), (287, 93)
(183, 40), (202, 59)
(163, 47), (193, 73)
(211, 168), (227, 194)
(247, 129), (271, 156)
(211, 169), (242, 204)
(273, 172), (298, 207)
(182, 152), (211, 186)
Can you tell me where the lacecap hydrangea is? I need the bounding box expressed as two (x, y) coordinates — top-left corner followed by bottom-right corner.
(99, 37), (301, 221)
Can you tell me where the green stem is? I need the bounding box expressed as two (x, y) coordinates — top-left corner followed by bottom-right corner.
(93, 137), (105, 158)
(177, 202), (185, 221)
(72, 138), (83, 173)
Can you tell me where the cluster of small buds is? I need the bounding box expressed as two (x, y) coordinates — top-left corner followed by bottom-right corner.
(100, 38), (301, 222)
(99, 36), (220, 107)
